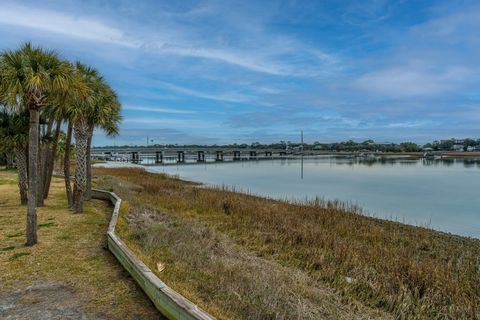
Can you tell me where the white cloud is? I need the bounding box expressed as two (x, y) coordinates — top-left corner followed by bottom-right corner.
(0, 3), (339, 77)
(157, 45), (289, 75)
(123, 105), (196, 114)
(353, 66), (471, 97)
(155, 81), (254, 104)
(410, 6), (480, 43)
(385, 120), (432, 128)
(0, 4), (137, 47)
(123, 117), (220, 128)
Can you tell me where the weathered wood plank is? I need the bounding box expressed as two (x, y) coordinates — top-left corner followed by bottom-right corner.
(91, 189), (215, 320)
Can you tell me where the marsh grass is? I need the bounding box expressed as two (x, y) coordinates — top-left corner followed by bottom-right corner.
(94, 168), (480, 319)
(112, 184), (389, 320)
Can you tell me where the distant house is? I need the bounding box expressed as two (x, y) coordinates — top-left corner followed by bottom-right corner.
(467, 146), (478, 152)
(452, 144), (464, 151)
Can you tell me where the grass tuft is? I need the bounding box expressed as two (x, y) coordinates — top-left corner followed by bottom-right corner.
(10, 252), (30, 260)
(37, 222), (56, 229)
(6, 231), (23, 238)
(0, 177), (16, 185)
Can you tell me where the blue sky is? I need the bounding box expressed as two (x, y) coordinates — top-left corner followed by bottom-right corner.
(0, 0), (479, 146)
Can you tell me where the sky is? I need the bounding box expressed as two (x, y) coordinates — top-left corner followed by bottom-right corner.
(0, 0), (479, 146)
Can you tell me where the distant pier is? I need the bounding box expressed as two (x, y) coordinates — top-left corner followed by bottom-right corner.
(91, 147), (300, 165)
(91, 147), (476, 165)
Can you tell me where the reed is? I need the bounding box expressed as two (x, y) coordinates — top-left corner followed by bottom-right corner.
(94, 167), (480, 320)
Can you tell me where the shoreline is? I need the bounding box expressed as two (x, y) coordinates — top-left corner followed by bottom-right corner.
(92, 167), (480, 319)
(94, 161), (479, 240)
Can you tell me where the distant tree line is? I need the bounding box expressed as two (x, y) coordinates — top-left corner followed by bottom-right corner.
(98, 138), (480, 153)
(423, 138), (480, 152)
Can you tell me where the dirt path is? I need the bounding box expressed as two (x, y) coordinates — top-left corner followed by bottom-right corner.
(0, 281), (107, 320)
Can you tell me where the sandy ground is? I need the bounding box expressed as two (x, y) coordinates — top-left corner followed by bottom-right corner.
(0, 281), (107, 320)
(92, 161), (144, 169)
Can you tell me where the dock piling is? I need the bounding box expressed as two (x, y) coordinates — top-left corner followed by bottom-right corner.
(155, 151), (163, 164)
(177, 151), (185, 163)
(216, 151), (224, 162)
(233, 151), (241, 161)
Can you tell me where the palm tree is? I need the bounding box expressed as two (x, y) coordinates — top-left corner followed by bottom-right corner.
(0, 43), (71, 246)
(69, 63), (121, 209)
(49, 91), (79, 207)
(15, 140), (29, 205)
(70, 62), (98, 213)
(64, 121), (74, 207)
(84, 81), (121, 200)
(36, 115), (52, 206)
(41, 97), (71, 200)
(42, 117), (62, 200)
(0, 109), (29, 204)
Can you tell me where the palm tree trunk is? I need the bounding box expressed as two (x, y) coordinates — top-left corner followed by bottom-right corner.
(73, 118), (89, 213)
(37, 120), (52, 206)
(26, 108), (39, 246)
(15, 143), (28, 205)
(64, 121), (73, 208)
(84, 126), (94, 200)
(43, 120), (61, 199)
(6, 153), (15, 169)
(36, 144), (46, 207)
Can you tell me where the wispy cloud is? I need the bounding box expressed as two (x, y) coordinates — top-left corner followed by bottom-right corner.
(123, 117), (220, 129)
(0, 3), (137, 47)
(123, 105), (196, 114)
(353, 66), (472, 97)
(154, 45), (289, 75)
(410, 5), (480, 44)
(154, 81), (254, 104)
(0, 2), (340, 77)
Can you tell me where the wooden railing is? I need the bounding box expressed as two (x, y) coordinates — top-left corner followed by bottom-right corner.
(91, 189), (215, 320)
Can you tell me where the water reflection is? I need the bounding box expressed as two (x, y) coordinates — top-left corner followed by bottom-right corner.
(330, 156), (480, 169)
(149, 156), (480, 238)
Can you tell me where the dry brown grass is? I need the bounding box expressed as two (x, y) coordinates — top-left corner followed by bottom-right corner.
(94, 167), (480, 319)
(0, 169), (159, 319)
(103, 175), (390, 320)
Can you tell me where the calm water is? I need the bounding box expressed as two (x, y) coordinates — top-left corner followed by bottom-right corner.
(147, 156), (480, 238)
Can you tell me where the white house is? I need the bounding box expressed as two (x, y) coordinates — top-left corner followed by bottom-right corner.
(452, 144), (464, 151)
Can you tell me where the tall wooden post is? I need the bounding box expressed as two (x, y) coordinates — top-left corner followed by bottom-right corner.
(156, 151), (163, 164)
(233, 151), (241, 161)
(216, 151), (223, 162)
(177, 151), (185, 163)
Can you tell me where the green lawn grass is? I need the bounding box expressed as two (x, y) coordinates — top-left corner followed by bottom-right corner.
(0, 169), (159, 319)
